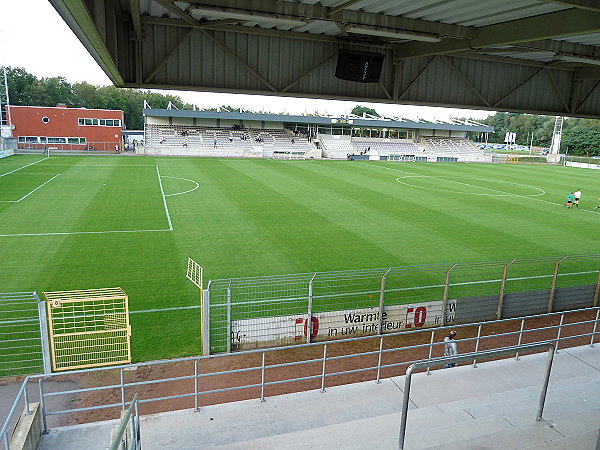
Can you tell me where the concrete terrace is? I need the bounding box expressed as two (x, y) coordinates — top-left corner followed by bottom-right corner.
(39, 345), (600, 449)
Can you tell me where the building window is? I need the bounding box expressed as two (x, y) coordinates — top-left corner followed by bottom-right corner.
(18, 136), (25, 143)
(42, 116), (50, 124)
(25, 136), (39, 143)
(78, 117), (122, 127)
(68, 137), (79, 144)
(47, 137), (66, 144)
(79, 137), (87, 144)
(40, 137), (47, 143)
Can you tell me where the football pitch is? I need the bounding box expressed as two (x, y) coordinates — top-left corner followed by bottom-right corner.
(1, 154), (600, 362)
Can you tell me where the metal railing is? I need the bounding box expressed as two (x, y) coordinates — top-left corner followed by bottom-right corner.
(0, 292), (50, 377)
(109, 393), (141, 450)
(1, 306), (599, 449)
(399, 342), (555, 450)
(204, 254), (600, 353)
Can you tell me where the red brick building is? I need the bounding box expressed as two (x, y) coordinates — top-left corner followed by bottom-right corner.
(10, 105), (124, 152)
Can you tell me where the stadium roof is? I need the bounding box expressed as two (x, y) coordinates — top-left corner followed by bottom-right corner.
(50, 1), (600, 117)
(144, 108), (493, 132)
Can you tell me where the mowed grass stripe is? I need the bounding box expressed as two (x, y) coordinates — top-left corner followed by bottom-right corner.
(277, 161), (564, 262)
(220, 159), (404, 271)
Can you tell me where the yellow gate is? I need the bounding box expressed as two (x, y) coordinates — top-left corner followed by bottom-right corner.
(44, 288), (131, 371)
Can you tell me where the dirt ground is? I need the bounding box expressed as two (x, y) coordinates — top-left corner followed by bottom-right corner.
(38, 309), (599, 427)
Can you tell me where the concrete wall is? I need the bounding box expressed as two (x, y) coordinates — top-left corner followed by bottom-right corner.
(10, 402), (42, 450)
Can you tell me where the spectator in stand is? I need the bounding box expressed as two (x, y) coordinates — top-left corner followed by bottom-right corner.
(443, 330), (458, 368)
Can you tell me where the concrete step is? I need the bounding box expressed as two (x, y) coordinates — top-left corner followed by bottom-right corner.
(215, 409), (517, 450)
(437, 374), (600, 418)
(421, 407), (600, 450)
(423, 420), (562, 450)
(525, 429), (600, 449)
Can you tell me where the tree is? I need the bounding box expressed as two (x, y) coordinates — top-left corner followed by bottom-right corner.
(1, 66), (197, 130)
(351, 105), (380, 118)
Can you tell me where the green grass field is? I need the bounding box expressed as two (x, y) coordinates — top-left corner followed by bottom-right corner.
(1, 154), (600, 362)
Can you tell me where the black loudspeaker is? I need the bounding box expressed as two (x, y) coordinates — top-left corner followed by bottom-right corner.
(335, 50), (384, 83)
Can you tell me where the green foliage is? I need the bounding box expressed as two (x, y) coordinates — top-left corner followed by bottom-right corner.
(2, 66), (194, 130)
(471, 111), (600, 154)
(351, 105), (380, 117)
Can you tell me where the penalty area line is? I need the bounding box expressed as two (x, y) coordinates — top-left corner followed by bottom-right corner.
(0, 228), (173, 238)
(156, 166), (173, 230)
(15, 173), (61, 202)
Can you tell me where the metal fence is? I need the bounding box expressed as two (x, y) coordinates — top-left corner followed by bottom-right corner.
(0, 292), (50, 376)
(1, 306), (599, 449)
(203, 254), (600, 354)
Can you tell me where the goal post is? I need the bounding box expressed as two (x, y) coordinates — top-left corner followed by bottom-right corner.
(186, 257), (209, 355)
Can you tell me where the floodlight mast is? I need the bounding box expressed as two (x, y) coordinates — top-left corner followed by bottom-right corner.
(1, 67), (12, 138)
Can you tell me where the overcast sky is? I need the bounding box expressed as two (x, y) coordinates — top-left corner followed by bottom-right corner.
(0, 1), (494, 122)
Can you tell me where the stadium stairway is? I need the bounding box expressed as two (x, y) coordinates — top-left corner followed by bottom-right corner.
(38, 345), (600, 449)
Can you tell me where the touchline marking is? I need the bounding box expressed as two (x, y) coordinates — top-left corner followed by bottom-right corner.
(161, 176), (200, 197)
(0, 157), (48, 178)
(368, 163), (600, 215)
(0, 229), (173, 238)
(156, 166), (173, 230)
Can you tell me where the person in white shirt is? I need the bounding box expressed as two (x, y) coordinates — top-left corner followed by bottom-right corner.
(443, 330), (458, 368)
(574, 189), (582, 209)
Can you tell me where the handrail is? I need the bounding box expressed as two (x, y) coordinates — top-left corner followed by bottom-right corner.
(398, 342), (556, 450)
(108, 393), (140, 450)
(0, 307), (597, 449)
(0, 375), (32, 450)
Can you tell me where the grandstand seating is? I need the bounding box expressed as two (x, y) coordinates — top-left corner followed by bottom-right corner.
(353, 139), (420, 155)
(145, 124), (314, 158)
(424, 137), (480, 154)
(319, 135), (357, 159)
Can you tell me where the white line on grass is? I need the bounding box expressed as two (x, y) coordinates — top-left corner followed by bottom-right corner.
(0, 228), (173, 238)
(156, 166), (173, 230)
(0, 157), (48, 178)
(41, 164), (157, 167)
(395, 175), (545, 197)
(130, 305), (200, 314)
(369, 163), (600, 216)
(161, 176), (200, 197)
(15, 174), (61, 202)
